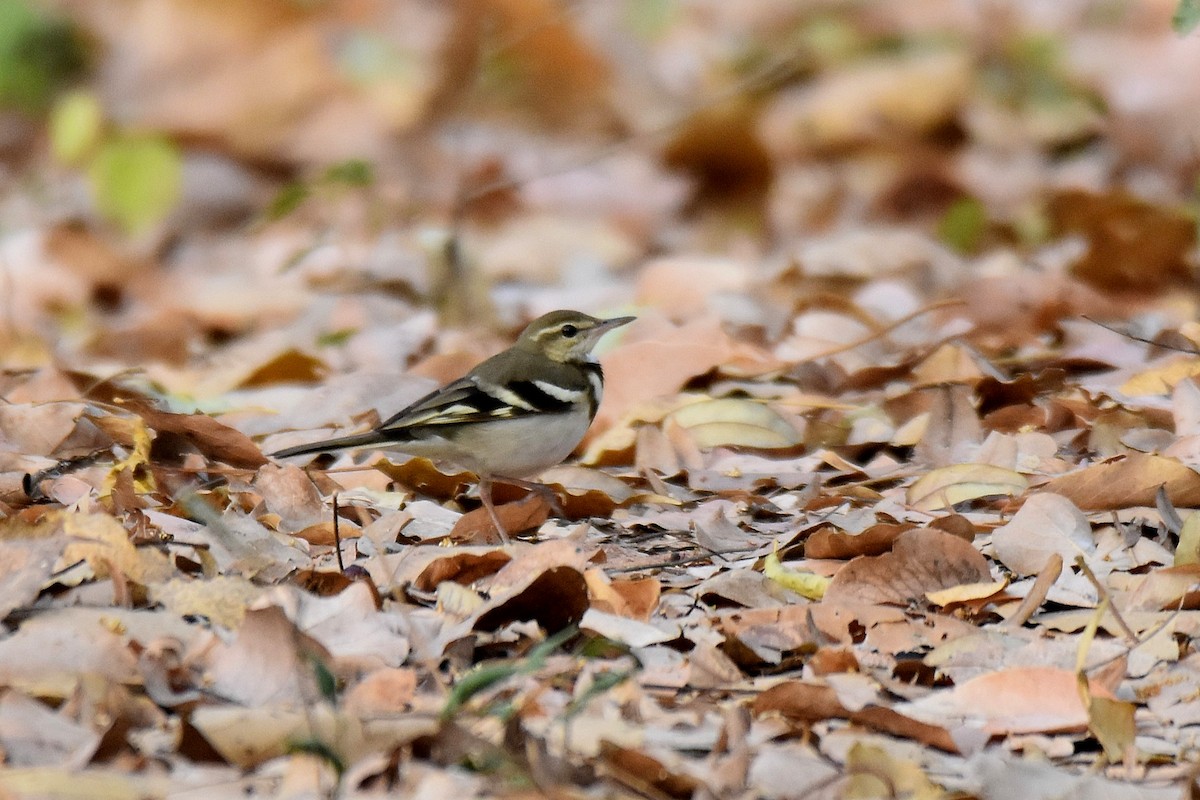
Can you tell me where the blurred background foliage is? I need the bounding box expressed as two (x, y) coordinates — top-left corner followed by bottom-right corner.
(0, 0), (1196, 300)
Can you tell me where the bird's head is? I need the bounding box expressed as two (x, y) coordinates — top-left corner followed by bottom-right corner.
(518, 309), (636, 363)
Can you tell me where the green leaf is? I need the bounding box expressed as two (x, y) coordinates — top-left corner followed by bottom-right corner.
(266, 182), (309, 221)
(938, 197), (987, 254)
(310, 655), (339, 704)
(0, 0), (87, 112)
(315, 328), (358, 348)
(286, 738), (346, 776)
(49, 90), (102, 164)
(440, 662), (519, 721)
(563, 669), (632, 719)
(1174, 0), (1200, 35)
(323, 159), (373, 187)
(88, 135), (182, 234)
(624, 0), (673, 38)
(440, 626), (577, 721)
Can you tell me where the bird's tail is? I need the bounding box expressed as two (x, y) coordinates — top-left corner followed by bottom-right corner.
(271, 430), (393, 458)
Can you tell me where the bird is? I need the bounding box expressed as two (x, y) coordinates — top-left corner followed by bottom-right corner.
(272, 309), (636, 542)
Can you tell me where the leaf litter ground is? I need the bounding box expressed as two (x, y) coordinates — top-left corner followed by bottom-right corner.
(2, 2), (1200, 799)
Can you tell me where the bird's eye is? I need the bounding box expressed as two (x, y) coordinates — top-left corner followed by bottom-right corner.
(561, 324), (578, 338)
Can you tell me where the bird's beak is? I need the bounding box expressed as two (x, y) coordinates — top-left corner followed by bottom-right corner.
(597, 315), (636, 333)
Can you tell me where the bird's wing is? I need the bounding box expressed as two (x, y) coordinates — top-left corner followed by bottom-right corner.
(374, 374), (552, 431)
(375, 373), (579, 435)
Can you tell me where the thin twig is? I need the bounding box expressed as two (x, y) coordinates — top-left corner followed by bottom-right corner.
(1074, 555), (1139, 644)
(806, 298), (967, 360)
(605, 546), (763, 574)
(1082, 315), (1200, 356)
(638, 683), (759, 695)
(1082, 596), (1190, 673)
(332, 492), (345, 574)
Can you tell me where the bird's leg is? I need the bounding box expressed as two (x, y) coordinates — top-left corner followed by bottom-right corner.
(478, 476), (511, 544)
(495, 476), (565, 519)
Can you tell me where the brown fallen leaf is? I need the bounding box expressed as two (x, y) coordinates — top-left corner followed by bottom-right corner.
(253, 463), (328, 533)
(900, 666), (1112, 736)
(0, 402), (88, 457)
(412, 549), (513, 593)
(584, 572), (661, 621)
(600, 743), (702, 799)
(824, 528), (991, 606)
(1126, 564), (1200, 611)
(609, 576), (661, 621)
(540, 464), (635, 518)
(805, 522), (916, 559)
(1051, 188), (1194, 292)
(913, 383), (982, 468)
(716, 603), (912, 668)
(1044, 452), (1200, 510)
(237, 348), (327, 388)
(120, 399), (268, 468)
(448, 491), (552, 544)
(472, 539), (592, 633)
(342, 667), (418, 715)
(807, 648), (860, 676)
(752, 680), (959, 753)
(374, 457), (474, 501)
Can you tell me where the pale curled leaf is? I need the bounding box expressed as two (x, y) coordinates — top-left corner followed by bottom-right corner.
(992, 493), (1095, 577)
(925, 578), (1008, 607)
(190, 704), (436, 769)
(906, 464), (1027, 511)
(666, 397), (800, 450)
(579, 608), (678, 647)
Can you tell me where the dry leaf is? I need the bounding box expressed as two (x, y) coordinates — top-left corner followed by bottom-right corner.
(666, 397), (800, 450)
(906, 464), (1028, 511)
(753, 680), (959, 752)
(148, 575), (264, 629)
(900, 666), (1111, 735)
(201, 606), (329, 707)
(824, 528), (991, 606)
(472, 540), (592, 632)
(1045, 452), (1200, 510)
(992, 493), (1095, 576)
(806, 523), (916, 559)
(0, 537), (65, 620)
